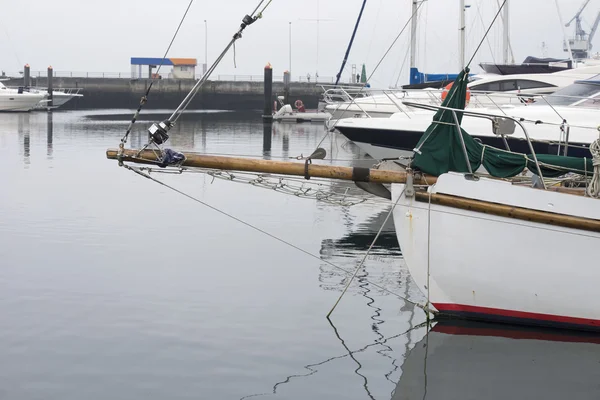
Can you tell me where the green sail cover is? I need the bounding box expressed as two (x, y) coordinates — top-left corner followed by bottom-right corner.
(412, 68), (593, 178)
(360, 64), (367, 83)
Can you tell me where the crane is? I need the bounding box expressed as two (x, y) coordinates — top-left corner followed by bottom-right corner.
(563, 0), (597, 59)
(566, 0), (591, 40)
(588, 11), (600, 50)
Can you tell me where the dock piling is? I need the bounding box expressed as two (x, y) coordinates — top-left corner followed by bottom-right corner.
(283, 71), (290, 105)
(23, 64), (30, 88)
(263, 63), (273, 121)
(47, 66), (53, 109)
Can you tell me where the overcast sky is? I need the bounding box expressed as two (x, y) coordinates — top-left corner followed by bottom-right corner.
(0, 0), (598, 87)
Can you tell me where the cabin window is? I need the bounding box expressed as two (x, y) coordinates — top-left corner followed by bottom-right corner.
(500, 80), (518, 91)
(516, 80), (556, 90)
(471, 80), (519, 92)
(543, 82), (600, 106)
(470, 82), (500, 92)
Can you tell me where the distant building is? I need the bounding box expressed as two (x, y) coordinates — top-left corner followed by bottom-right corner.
(130, 57), (198, 79)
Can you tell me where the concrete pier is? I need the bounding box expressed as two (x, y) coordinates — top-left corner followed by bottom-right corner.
(4, 76), (323, 111)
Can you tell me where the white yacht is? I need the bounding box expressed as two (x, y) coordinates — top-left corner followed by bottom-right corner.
(30, 87), (83, 109)
(324, 64), (600, 119)
(0, 82), (46, 112)
(334, 74), (600, 160)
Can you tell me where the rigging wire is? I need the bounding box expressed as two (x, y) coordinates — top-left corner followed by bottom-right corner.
(466, 0), (507, 69)
(167, 0), (274, 125)
(0, 19), (23, 69)
(327, 185), (407, 317)
(475, 0), (497, 66)
(120, 0), (195, 147)
(119, 0), (274, 159)
(122, 163), (431, 312)
(321, 0), (424, 150)
(393, 36), (411, 88)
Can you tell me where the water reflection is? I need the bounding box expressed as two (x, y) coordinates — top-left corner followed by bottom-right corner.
(262, 122), (272, 156)
(319, 208), (402, 294)
(47, 111), (53, 158)
(239, 204), (424, 400)
(394, 320), (600, 400)
(240, 317), (429, 400)
(19, 113), (31, 164)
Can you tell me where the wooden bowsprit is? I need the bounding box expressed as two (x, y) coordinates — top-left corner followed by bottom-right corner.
(106, 148), (437, 186)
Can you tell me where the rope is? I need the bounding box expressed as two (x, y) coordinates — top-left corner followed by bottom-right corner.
(121, 164), (430, 311)
(588, 134), (600, 197)
(326, 186), (407, 318)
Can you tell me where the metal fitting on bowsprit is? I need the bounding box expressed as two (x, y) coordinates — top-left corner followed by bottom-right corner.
(147, 120), (172, 145)
(241, 14), (256, 28)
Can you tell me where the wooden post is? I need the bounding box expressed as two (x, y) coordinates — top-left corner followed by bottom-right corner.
(47, 66), (53, 109)
(23, 64), (30, 88)
(106, 148), (436, 185)
(263, 63), (273, 121)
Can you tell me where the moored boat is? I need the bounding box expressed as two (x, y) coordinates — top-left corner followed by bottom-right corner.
(0, 83), (46, 112)
(391, 173), (600, 331)
(389, 68), (600, 331)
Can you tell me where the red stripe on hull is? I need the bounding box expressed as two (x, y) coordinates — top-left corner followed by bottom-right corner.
(433, 324), (600, 344)
(434, 303), (600, 331)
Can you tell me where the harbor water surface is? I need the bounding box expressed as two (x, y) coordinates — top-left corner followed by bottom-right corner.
(1, 110), (599, 399)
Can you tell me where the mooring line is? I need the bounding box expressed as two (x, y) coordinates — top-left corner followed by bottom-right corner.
(123, 164), (430, 311)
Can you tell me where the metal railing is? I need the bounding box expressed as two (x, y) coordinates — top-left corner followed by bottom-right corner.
(11, 71), (340, 83)
(320, 84), (600, 121)
(404, 101), (547, 187)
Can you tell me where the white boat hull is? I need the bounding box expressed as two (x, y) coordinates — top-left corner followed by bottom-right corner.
(273, 112), (331, 123)
(391, 173), (600, 331)
(0, 93), (45, 111)
(32, 91), (84, 109)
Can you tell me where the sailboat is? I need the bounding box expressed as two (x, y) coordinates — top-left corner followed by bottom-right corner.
(388, 68), (600, 331)
(107, 1), (600, 332)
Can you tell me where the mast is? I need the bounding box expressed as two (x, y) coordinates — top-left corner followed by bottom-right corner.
(410, 0), (418, 70)
(502, 0), (510, 64)
(460, 0), (466, 69)
(334, 0), (367, 87)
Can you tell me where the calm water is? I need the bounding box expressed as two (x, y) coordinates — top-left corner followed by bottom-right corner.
(1, 110), (599, 399)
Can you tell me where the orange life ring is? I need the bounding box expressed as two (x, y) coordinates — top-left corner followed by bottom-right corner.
(441, 82), (470, 106)
(294, 99), (306, 112)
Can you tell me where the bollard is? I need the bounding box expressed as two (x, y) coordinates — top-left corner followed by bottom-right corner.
(47, 66), (53, 109)
(283, 70), (290, 105)
(262, 62), (273, 121)
(23, 64), (30, 88)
